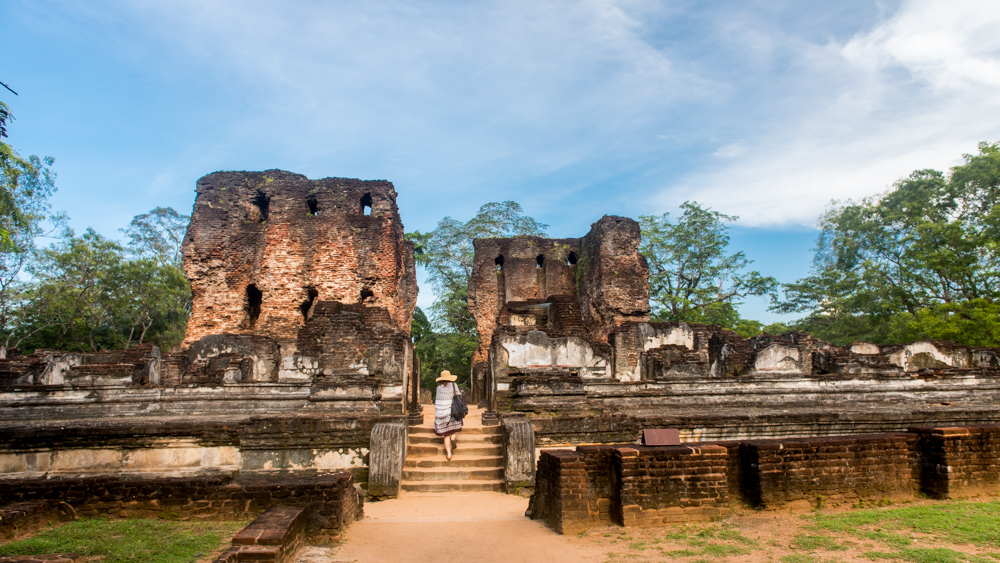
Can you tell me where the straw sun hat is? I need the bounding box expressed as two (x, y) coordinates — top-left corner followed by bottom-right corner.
(436, 370), (457, 383)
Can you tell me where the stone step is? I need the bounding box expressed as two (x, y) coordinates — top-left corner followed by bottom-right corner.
(407, 443), (502, 457)
(407, 433), (501, 445)
(404, 455), (503, 468)
(400, 479), (505, 493)
(402, 466), (504, 481)
(407, 426), (501, 436)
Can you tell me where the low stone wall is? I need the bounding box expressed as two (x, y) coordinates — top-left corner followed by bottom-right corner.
(739, 434), (915, 509)
(215, 506), (308, 563)
(531, 445), (729, 532)
(529, 450), (589, 534)
(0, 414), (400, 483)
(0, 473), (362, 543)
(611, 446), (729, 526)
(912, 425), (1000, 499)
(531, 426), (1000, 533)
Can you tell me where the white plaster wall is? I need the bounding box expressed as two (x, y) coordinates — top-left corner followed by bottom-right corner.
(888, 341), (970, 372)
(754, 344), (803, 373)
(639, 323), (694, 351)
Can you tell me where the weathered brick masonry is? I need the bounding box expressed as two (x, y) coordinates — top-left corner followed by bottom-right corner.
(531, 426), (1000, 533)
(911, 425), (1000, 499)
(530, 444), (729, 532)
(737, 434), (916, 509)
(0, 472), (362, 543)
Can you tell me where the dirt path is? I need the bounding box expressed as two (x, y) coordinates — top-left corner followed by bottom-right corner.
(296, 492), (607, 563)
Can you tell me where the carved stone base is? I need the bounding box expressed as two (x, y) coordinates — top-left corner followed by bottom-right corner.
(406, 410), (424, 426)
(481, 410), (500, 426)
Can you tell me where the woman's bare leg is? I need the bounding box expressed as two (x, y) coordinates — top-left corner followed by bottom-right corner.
(444, 435), (452, 460)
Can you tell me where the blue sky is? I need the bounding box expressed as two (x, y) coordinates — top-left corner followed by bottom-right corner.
(3, 0), (1000, 323)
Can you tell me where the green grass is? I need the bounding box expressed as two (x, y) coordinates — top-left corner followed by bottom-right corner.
(803, 501), (1000, 563)
(809, 501), (1000, 549)
(0, 518), (245, 563)
(781, 555), (821, 563)
(864, 547), (997, 563)
(791, 533), (848, 552)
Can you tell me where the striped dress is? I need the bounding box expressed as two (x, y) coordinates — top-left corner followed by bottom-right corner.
(433, 383), (463, 437)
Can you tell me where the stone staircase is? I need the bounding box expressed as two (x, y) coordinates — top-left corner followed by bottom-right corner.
(402, 405), (504, 493)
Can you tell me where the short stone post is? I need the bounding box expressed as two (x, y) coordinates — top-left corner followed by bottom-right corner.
(502, 416), (536, 495)
(368, 422), (407, 499)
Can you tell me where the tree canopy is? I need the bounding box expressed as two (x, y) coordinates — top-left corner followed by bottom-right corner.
(407, 201), (547, 389)
(772, 141), (1000, 346)
(639, 201), (777, 337)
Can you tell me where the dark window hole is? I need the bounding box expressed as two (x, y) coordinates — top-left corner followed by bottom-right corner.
(567, 251), (578, 265)
(245, 284), (263, 327)
(360, 193), (373, 216)
(300, 288), (319, 321)
(251, 191), (270, 222)
(495, 255), (504, 272)
(360, 288), (374, 303)
(307, 196), (318, 216)
(536, 254), (545, 268)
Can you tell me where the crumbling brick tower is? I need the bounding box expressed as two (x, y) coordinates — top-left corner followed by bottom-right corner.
(467, 216), (650, 411)
(180, 170), (418, 412)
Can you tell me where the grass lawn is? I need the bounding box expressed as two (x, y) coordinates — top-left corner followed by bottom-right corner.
(0, 517), (245, 563)
(582, 497), (1000, 563)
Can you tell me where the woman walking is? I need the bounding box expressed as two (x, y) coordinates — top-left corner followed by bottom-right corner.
(434, 370), (463, 461)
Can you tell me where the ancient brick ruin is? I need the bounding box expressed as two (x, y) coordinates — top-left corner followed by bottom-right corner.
(1, 170), (1000, 543)
(470, 217), (1000, 445)
(180, 170), (418, 410)
(529, 424), (1000, 533)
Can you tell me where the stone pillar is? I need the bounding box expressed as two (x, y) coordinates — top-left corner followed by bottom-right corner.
(502, 416), (535, 494)
(407, 351), (423, 426)
(368, 422), (407, 499)
(481, 347), (499, 426)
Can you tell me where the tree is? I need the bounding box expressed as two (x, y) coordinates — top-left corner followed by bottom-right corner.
(407, 201), (548, 387)
(0, 100), (65, 357)
(639, 201), (777, 331)
(772, 141), (1000, 346)
(16, 225), (192, 353)
(121, 206), (189, 267)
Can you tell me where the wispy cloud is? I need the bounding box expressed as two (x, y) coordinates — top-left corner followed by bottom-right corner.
(659, 0), (1000, 227)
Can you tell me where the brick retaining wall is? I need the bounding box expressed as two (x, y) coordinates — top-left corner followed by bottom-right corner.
(739, 434), (915, 509)
(0, 473), (362, 543)
(912, 425), (1000, 498)
(531, 425), (1000, 533)
(611, 445), (729, 526)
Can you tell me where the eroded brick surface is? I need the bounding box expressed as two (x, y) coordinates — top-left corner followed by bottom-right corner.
(531, 427), (1000, 533)
(0, 472), (362, 544)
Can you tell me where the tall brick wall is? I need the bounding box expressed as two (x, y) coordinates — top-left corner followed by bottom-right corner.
(182, 170), (416, 346)
(912, 425), (1000, 498)
(576, 216), (650, 345)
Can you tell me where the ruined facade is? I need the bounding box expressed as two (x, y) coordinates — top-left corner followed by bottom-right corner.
(471, 217), (1000, 443)
(468, 215), (649, 405)
(179, 170), (417, 406)
(0, 170), (421, 483)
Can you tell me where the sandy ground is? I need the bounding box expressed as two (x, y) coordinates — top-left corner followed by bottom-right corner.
(297, 492), (606, 563)
(294, 492), (1000, 563)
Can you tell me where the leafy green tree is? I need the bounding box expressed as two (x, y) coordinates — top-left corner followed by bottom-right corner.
(639, 201), (777, 331)
(407, 201), (547, 387)
(121, 206), (189, 267)
(0, 100), (65, 357)
(773, 141), (1000, 346)
(19, 229), (125, 352)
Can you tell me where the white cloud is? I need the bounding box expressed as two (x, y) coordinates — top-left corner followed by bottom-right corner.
(659, 0), (1000, 227)
(713, 143), (746, 159)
